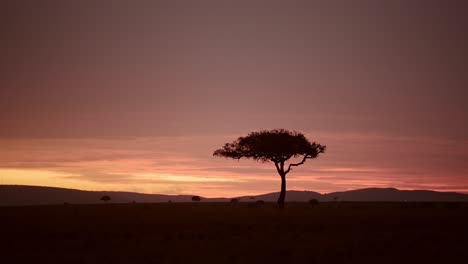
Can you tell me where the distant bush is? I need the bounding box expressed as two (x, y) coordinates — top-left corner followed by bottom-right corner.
(247, 200), (265, 208)
(192, 196), (201, 202)
(309, 199), (319, 207)
(100, 195), (111, 202)
(444, 202), (461, 209)
(419, 202), (437, 208)
(230, 198), (239, 204)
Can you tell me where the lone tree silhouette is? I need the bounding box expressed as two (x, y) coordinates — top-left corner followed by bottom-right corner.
(214, 129), (325, 208)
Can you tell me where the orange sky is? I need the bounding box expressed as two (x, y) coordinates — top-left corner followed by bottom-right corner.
(1, 132), (467, 197)
(1, 1), (467, 196)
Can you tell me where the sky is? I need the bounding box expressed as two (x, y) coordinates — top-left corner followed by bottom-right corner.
(1, 0), (467, 197)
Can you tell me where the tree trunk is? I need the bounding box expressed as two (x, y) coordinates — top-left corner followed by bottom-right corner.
(277, 173), (286, 208)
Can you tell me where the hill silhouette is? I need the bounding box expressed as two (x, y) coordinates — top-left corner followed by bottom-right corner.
(238, 188), (468, 202)
(0, 185), (208, 206)
(1, 185), (467, 206)
(321, 187), (468, 202)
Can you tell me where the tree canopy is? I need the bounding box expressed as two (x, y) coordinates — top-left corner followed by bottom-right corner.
(213, 129), (325, 173)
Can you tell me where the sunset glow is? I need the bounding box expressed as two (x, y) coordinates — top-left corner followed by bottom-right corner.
(1, 133), (467, 196)
(1, 1), (467, 197)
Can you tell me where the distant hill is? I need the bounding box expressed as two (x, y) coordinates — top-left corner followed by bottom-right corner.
(1, 185), (467, 206)
(0, 185), (220, 206)
(322, 188), (468, 202)
(246, 188), (468, 202)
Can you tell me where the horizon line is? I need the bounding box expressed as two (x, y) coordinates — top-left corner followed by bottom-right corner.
(2, 184), (468, 198)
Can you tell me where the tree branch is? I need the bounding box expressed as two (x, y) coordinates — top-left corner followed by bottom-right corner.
(284, 146), (326, 174)
(284, 154), (311, 174)
(274, 162), (282, 175)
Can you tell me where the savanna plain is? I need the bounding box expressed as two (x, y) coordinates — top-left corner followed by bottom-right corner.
(1, 202), (467, 264)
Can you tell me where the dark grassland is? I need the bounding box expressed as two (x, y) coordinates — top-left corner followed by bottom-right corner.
(1, 202), (467, 264)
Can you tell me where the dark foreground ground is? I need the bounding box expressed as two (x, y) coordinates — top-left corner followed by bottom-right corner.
(1, 202), (467, 264)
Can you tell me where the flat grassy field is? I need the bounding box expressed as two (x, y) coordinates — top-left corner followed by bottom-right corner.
(1, 202), (467, 264)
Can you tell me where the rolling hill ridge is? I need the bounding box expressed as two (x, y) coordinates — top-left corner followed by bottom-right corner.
(1, 185), (467, 206)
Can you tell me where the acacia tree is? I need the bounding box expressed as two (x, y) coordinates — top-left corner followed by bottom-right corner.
(213, 129), (325, 208)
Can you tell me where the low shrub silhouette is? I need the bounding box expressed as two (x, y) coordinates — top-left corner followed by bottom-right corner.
(248, 200), (265, 208)
(100, 195), (111, 203)
(309, 199), (319, 207)
(191, 196), (201, 202)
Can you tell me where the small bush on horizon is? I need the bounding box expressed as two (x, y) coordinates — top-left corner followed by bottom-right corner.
(248, 200), (265, 208)
(191, 196), (201, 202)
(100, 195), (111, 203)
(309, 199), (319, 207)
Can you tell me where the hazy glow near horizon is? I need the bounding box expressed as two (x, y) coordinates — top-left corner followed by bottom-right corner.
(1, 1), (467, 196)
(1, 134), (467, 196)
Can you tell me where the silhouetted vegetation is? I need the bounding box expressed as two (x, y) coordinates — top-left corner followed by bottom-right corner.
(247, 200), (266, 208)
(100, 195), (111, 202)
(191, 196), (201, 202)
(214, 129), (325, 208)
(309, 198), (319, 207)
(255, 200), (265, 206)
